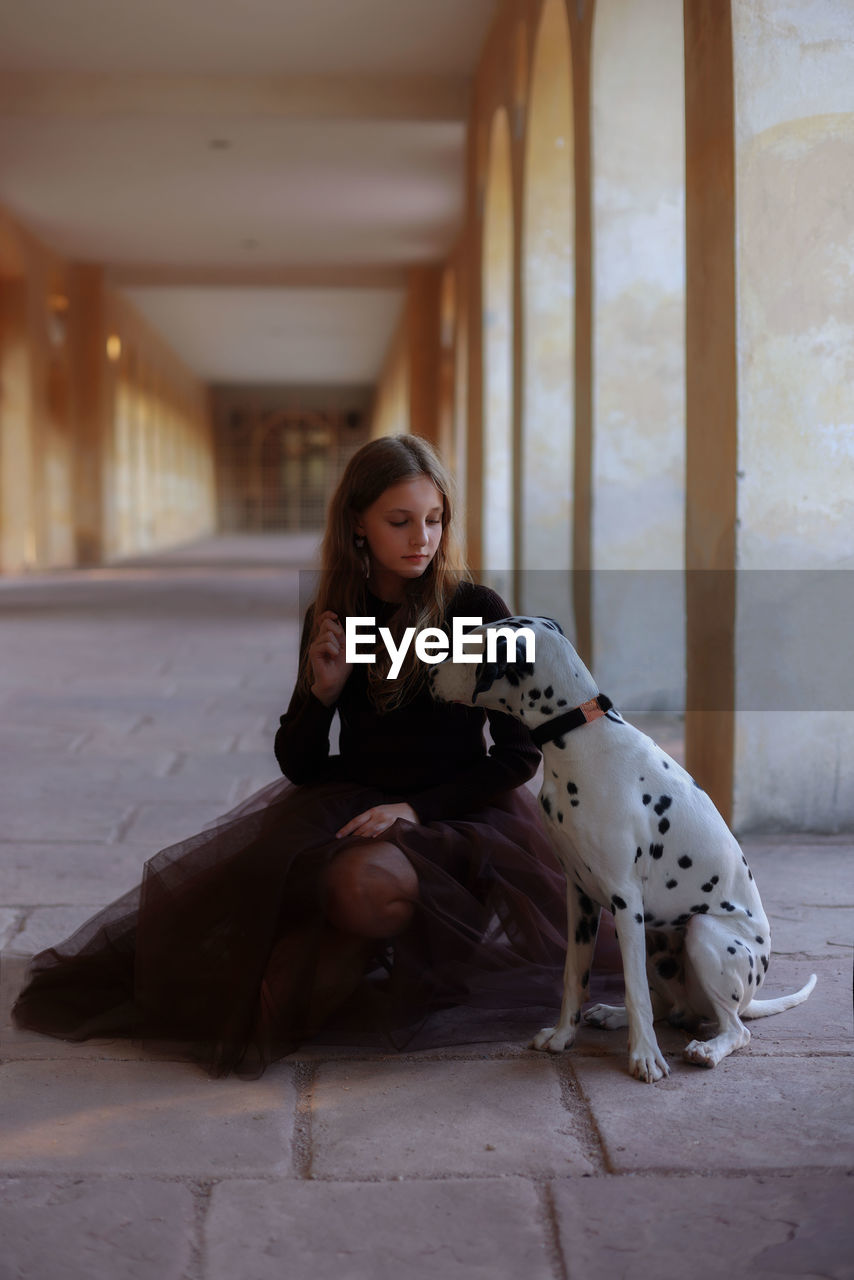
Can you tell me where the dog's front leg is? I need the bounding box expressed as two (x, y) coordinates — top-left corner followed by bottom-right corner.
(530, 881), (599, 1054)
(611, 892), (670, 1082)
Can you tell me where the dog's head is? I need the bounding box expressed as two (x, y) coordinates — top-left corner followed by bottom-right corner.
(429, 615), (597, 728)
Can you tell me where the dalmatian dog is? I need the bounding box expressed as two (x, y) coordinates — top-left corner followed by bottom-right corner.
(429, 617), (816, 1083)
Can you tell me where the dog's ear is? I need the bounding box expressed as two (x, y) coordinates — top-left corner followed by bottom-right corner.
(471, 634), (534, 702)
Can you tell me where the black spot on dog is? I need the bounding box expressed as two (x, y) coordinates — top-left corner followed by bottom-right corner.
(761, 955), (769, 971)
(551, 770), (558, 778)
(541, 705), (553, 715)
(635, 912), (643, 923)
(666, 879), (678, 889)
(746, 909), (753, 917)
(748, 869), (753, 880)
(635, 847), (643, 863)
(639, 776), (645, 782)
(748, 954), (754, 968)
(642, 794), (652, 805)
(529, 688), (541, 700)
(711, 876), (720, 885)
(742, 855), (748, 866)
(611, 895), (627, 911)
(678, 855), (693, 869)
(691, 903), (709, 914)
(499, 697), (507, 705)
(654, 796), (672, 815)
(721, 901), (735, 911)
(731, 993), (739, 1002)
(541, 795), (552, 815)
(578, 893), (595, 916)
(662, 760), (670, 769)
(650, 843), (664, 860)
(544, 686), (554, 699)
(755, 935), (765, 945)
(747, 973), (753, 984)
(657, 957), (679, 980)
(566, 781), (578, 795)
(658, 818), (670, 834)
(557, 811), (564, 823)
(672, 914), (690, 927)
(727, 946), (736, 954)
(557, 698), (567, 706)
(570, 798), (579, 808)
(701, 882), (714, 893)
(733, 939), (743, 947)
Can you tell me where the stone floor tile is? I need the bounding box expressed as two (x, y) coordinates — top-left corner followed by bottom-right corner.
(9, 905), (112, 955)
(0, 908), (22, 949)
(0, 841), (151, 906)
(0, 1176), (196, 1280)
(205, 1177), (554, 1280)
(746, 840), (854, 899)
(551, 1172), (854, 1280)
(116, 799), (234, 848)
(311, 1057), (595, 1178)
(744, 954), (852, 1053)
(766, 904), (854, 956)
(573, 1055), (853, 1172)
(0, 1059), (295, 1175)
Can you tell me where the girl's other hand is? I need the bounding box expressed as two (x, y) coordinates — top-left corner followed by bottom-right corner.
(309, 610), (353, 706)
(335, 803), (419, 839)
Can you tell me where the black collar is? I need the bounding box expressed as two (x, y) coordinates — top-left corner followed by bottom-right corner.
(530, 694), (613, 747)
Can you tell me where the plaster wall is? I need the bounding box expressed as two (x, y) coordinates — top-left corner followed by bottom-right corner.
(590, 0), (685, 713)
(732, 0), (854, 830)
(520, 0), (574, 633)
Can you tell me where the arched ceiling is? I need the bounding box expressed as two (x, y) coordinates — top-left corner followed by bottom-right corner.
(0, 0), (498, 384)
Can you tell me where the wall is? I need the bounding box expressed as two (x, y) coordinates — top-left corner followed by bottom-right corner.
(0, 206), (215, 574)
(730, 0), (854, 830)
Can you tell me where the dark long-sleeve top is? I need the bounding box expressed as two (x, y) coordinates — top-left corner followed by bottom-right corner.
(274, 581), (540, 822)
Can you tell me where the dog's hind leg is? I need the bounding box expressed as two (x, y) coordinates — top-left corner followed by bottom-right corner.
(530, 882), (600, 1053)
(681, 914), (752, 1067)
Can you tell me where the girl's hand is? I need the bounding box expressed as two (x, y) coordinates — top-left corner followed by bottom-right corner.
(335, 803), (419, 839)
(309, 610), (352, 706)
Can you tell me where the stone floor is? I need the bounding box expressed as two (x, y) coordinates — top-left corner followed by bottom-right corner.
(0, 534), (851, 1280)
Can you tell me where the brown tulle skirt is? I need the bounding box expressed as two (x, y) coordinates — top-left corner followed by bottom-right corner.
(10, 777), (575, 1077)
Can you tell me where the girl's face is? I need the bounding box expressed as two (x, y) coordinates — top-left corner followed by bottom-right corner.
(355, 474), (445, 599)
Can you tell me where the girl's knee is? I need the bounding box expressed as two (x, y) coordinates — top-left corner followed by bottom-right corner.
(324, 841), (418, 938)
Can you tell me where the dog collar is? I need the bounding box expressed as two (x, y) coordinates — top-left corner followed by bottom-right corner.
(530, 694), (613, 747)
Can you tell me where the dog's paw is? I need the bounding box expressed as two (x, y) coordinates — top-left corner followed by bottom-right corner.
(628, 1043), (670, 1083)
(683, 1039), (717, 1068)
(530, 1025), (575, 1054)
(584, 1003), (628, 1030)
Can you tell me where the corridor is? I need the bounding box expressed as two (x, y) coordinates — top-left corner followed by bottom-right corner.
(0, 536), (850, 1279)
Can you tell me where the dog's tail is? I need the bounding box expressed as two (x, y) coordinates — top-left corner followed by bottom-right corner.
(742, 973), (817, 1019)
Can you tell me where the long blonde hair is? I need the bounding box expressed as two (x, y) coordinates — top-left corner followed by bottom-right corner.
(299, 434), (471, 711)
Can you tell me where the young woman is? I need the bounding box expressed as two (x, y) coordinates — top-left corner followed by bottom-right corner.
(12, 435), (568, 1077)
